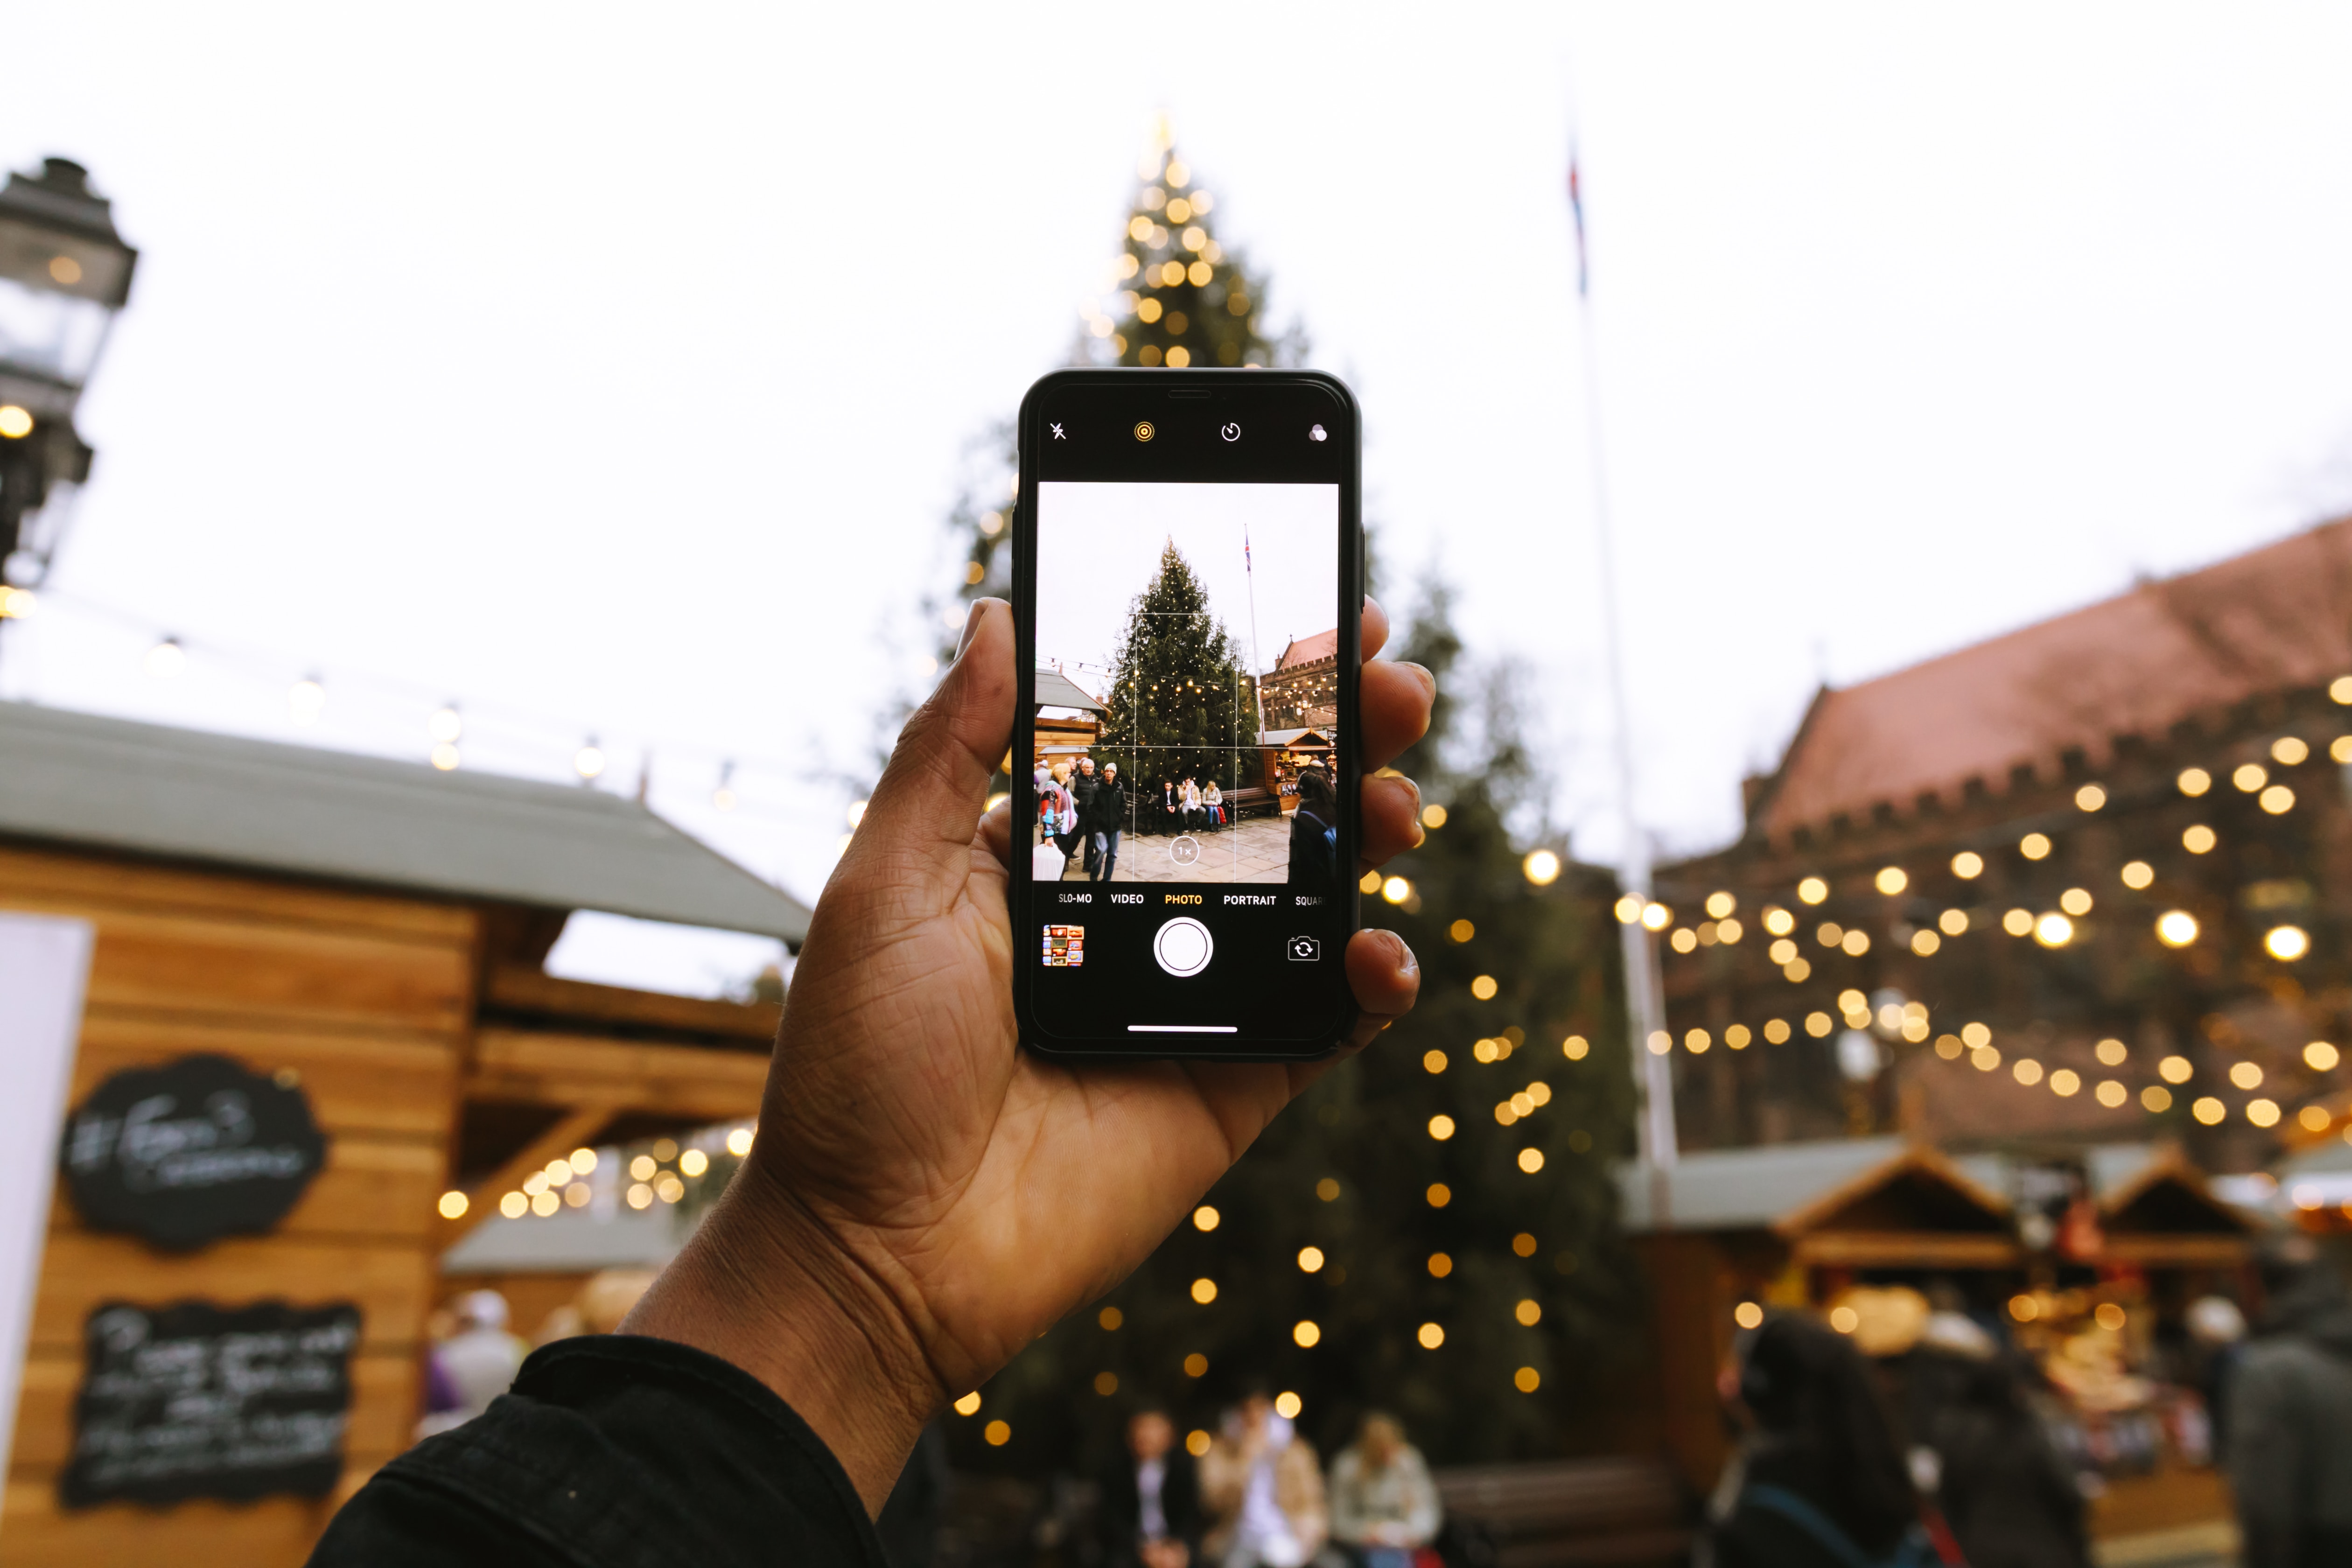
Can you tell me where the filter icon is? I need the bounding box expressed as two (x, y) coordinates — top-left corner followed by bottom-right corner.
(1309, 424), (1328, 441)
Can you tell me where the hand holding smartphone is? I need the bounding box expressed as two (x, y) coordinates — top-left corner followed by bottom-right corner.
(1010, 369), (1363, 1058)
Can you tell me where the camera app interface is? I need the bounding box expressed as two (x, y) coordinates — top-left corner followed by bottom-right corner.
(1029, 479), (1346, 1043)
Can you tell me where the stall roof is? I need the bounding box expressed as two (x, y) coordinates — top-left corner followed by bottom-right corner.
(1036, 668), (1107, 714)
(1619, 1137), (1918, 1232)
(1257, 728), (1331, 748)
(0, 702), (811, 942)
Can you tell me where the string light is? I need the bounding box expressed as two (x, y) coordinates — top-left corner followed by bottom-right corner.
(144, 637), (186, 678)
(574, 739), (607, 780)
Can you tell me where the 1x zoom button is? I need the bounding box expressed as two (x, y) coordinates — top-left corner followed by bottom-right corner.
(1153, 917), (1214, 977)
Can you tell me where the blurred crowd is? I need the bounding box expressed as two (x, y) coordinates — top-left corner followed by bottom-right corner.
(408, 1242), (2352, 1568)
(890, 1392), (1444, 1568)
(1700, 1238), (2352, 1568)
(414, 1270), (658, 1440)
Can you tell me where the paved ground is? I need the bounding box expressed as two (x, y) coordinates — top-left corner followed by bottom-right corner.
(1048, 814), (1292, 884)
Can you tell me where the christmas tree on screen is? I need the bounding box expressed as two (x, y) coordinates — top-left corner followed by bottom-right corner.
(950, 584), (1639, 1475)
(1098, 543), (1251, 795)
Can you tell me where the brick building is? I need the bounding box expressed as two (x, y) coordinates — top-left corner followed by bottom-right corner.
(1650, 518), (2352, 1166)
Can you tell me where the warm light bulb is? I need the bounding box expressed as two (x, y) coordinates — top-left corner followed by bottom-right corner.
(287, 678), (326, 724)
(2156, 910), (2199, 946)
(574, 743), (606, 780)
(1522, 848), (1561, 886)
(428, 706), (463, 743)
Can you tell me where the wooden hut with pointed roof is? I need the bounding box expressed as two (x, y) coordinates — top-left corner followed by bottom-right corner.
(1616, 1137), (2016, 1489)
(0, 702), (808, 1566)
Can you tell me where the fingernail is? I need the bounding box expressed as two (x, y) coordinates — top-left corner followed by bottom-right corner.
(1400, 661), (1436, 694)
(954, 599), (988, 660)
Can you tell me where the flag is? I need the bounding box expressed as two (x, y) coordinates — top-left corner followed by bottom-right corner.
(1568, 153), (1589, 297)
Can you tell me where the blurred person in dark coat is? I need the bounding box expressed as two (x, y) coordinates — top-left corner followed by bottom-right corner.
(1099, 1407), (1202, 1568)
(2229, 1238), (2352, 1568)
(1701, 1315), (1926, 1568)
(1904, 1315), (2087, 1568)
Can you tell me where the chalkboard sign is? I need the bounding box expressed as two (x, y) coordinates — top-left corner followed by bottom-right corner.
(61, 1054), (327, 1250)
(63, 1299), (361, 1508)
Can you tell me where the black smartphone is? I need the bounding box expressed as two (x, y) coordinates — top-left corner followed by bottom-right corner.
(1009, 368), (1363, 1059)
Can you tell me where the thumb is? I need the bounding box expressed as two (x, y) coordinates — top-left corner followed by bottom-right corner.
(845, 599), (1016, 901)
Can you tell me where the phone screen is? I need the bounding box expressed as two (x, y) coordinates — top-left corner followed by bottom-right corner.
(1012, 371), (1359, 1055)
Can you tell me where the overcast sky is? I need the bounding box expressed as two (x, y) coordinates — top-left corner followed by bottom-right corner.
(1035, 482), (1339, 685)
(6, 5), (2352, 993)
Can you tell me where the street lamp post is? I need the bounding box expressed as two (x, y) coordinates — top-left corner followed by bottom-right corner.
(0, 157), (138, 613)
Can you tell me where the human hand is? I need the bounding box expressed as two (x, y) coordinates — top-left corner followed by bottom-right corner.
(625, 597), (1433, 1507)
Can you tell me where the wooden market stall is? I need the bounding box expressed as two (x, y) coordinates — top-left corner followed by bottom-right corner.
(1031, 666), (1106, 771)
(1619, 1137), (2255, 1550)
(0, 701), (807, 1567)
(1617, 1137), (2015, 1491)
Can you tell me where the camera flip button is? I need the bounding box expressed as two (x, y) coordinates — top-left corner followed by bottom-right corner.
(1153, 917), (1214, 978)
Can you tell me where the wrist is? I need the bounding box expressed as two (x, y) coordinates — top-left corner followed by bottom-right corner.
(620, 1153), (939, 1511)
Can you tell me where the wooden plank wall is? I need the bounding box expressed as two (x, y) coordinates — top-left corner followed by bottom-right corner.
(0, 845), (475, 1568)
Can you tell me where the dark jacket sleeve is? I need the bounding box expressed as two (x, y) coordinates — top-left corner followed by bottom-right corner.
(308, 1335), (886, 1568)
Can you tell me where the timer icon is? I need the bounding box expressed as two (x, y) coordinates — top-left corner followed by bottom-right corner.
(1220, 422), (1241, 442)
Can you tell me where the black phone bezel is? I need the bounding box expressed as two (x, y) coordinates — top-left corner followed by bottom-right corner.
(1009, 367), (1364, 1061)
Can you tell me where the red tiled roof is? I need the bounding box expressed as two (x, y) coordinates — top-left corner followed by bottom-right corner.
(1275, 629), (1338, 670)
(1753, 518), (2352, 838)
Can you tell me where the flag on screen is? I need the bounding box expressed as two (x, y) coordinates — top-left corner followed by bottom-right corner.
(1568, 153), (1589, 296)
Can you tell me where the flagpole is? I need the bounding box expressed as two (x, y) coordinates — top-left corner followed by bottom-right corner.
(1570, 149), (1677, 1174)
(1244, 524), (1266, 743)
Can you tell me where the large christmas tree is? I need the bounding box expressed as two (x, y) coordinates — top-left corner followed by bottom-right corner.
(920, 128), (1300, 671)
(1078, 124), (1303, 371)
(947, 583), (1639, 1478)
(1096, 543), (1250, 796)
